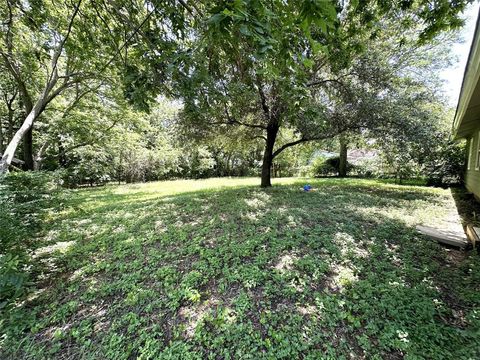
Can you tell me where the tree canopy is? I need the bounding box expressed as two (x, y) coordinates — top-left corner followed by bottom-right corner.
(0, 0), (473, 186)
(172, 0), (469, 186)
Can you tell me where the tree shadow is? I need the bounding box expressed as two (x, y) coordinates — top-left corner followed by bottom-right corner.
(450, 187), (480, 228)
(3, 180), (480, 359)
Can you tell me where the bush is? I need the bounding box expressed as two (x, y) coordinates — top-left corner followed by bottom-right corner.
(185, 146), (216, 179)
(425, 141), (465, 187)
(297, 165), (311, 177)
(1, 170), (63, 202)
(352, 158), (385, 178)
(61, 146), (112, 187)
(0, 171), (64, 311)
(0, 254), (28, 310)
(310, 156), (354, 177)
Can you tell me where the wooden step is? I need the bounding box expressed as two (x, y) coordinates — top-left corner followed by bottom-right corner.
(416, 225), (469, 249)
(466, 225), (480, 248)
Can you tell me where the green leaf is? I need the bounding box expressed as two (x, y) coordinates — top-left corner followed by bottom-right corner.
(302, 58), (315, 69)
(239, 24), (251, 36)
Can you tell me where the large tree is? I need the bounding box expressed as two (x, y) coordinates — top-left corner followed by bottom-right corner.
(173, 0), (470, 187)
(0, 0), (192, 174)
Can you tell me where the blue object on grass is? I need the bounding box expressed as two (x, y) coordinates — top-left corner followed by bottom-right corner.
(303, 184), (312, 192)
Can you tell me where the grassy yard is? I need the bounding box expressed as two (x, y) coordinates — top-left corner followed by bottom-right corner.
(2, 178), (480, 359)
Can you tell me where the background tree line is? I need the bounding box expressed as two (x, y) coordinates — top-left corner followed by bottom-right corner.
(0, 0), (472, 187)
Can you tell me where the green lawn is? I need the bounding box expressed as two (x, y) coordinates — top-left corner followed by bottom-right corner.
(2, 178), (480, 359)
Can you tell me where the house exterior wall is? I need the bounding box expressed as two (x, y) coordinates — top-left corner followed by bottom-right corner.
(465, 130), (480, 197)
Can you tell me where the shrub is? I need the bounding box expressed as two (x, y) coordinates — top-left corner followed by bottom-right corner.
(0, 254), (28, 310)
(425, 141), (465, 187)
(297, 165), (311, 177)
(310, 156), (354, 177)
(351, 158), (386, 178)
(0, 171), (64, 311)
(186, 146), (216, 179)
(62, 146), (112, 187)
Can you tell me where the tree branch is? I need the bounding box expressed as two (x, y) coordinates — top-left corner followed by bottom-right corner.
(5, 0), (14, 54)
(48, 0), (83, 84)
(306, 78), (345, 88)
(252, 135), (267, 141)
(62, 119), (118, 153)
(255, 74), (270, 119)
(90, 1), (125, 63)
(272, 121), (365, 159)
(97, 4), (157, 73)
(272, 137), (310, 158)
(220, 100), (267, 129)
(0, 51), (33, 111)
(210, 119), (267, 130)
(177, 0), (195, 16)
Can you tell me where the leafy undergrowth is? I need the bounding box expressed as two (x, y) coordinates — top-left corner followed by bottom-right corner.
(1, 178), (480, 359)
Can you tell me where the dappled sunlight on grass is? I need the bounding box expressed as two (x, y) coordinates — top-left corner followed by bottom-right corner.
(273, 252), (298, 273)
(328, 262), (358, 291)
(2, 178), (480, 359)
(33, 240), (76, 258)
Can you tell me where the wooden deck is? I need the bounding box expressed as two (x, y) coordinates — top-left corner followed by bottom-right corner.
(416, 225), (468, 248)
(416, 191), (470, 249)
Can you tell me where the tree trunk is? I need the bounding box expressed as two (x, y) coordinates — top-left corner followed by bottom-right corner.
(23, 127), (34, 170)
(260, 123), (279, 188)
(0, 65), (61, 174)
(226, 154), (231, 176)
(0, 98), (45, 174)
(8, 117), (14, 142)
(4, 93), (16, 152)
(58, 137), (67, 167)
(34, 141), (49, 170)
(0, 118), (4, 154)
(339, 137), (348, 178)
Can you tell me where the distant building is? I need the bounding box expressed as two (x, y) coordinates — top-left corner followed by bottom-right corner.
(309, 149), (379, 165)
(347, 149), (379, 165)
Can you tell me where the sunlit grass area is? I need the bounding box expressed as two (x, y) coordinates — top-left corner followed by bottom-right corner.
(2, 178), (480, 359)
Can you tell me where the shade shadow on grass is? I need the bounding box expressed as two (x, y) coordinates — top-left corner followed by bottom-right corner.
(450, 186), (480, 228)
(2, 179), (479, 359)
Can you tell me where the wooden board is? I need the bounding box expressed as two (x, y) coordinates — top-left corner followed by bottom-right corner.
(466, 225), (480, 248)
(416, 225), (468, 249)
(474, 227), (480, 248)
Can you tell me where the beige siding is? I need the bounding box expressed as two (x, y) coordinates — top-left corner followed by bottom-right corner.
(465, 130), (480, 197)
